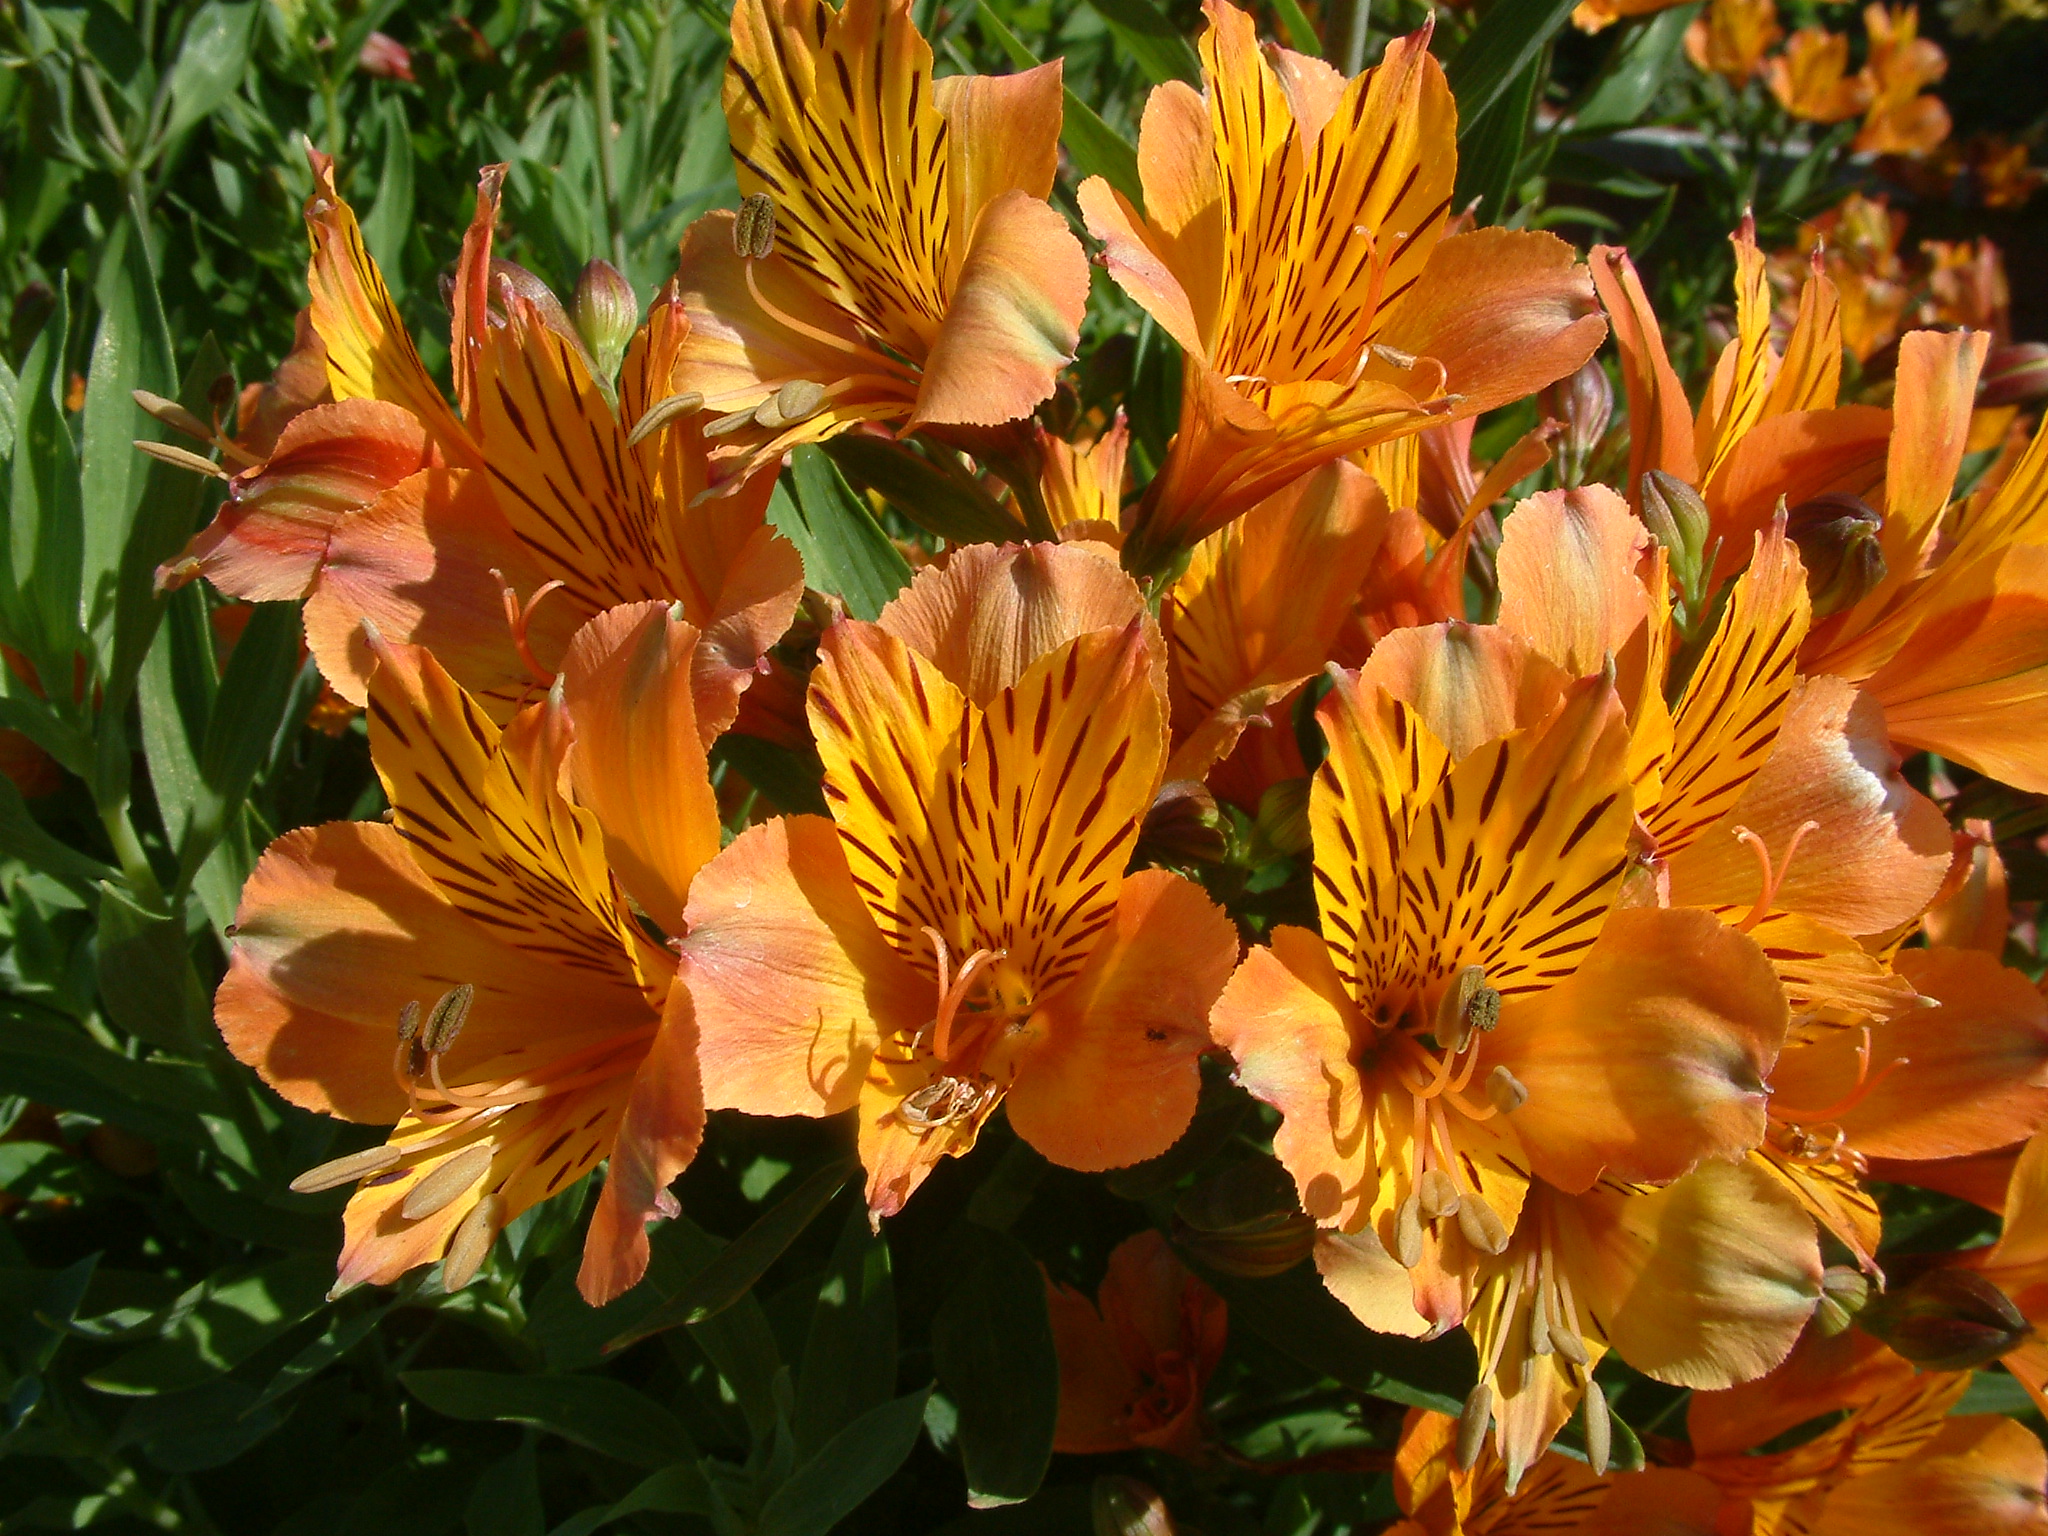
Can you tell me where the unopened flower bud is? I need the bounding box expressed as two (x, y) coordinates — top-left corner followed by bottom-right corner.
(1816, 1265), (1872, 1336)
(357, 30), (415, 81)
(1254, 777), (1311, 859)
(1138, 780), (1229, 867)
(1093, 1477), (1176, 1536)
(1172, 1157), (1316, 1278)
(1539, 358), (1613, 480)
(1784, 493), (1886, 617)
(572, 259), (639, 383)
(1640, 471), (1713, 599)
(1979, 343), (2048, 407)
(1858, 1266), (2031, 1370)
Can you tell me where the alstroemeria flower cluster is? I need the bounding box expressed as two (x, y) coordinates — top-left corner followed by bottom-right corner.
(157, 0), (2048, 1511)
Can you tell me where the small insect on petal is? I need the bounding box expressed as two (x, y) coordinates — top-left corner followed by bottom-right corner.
(401, 1142), (495, 1221)
(442, 1192), (502, 1292)
(625, 391), (705, 447)
(289, 1143), (403, 1194)
(733, 193), (777, 260)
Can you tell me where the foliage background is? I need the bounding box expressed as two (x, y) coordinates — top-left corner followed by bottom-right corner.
(0, 0), (2044, 1530)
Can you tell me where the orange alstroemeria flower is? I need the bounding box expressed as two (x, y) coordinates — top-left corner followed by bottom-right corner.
(1080, 0), (1605, 573)
(160, 156), (803, 724)
(1766, 26), (1877, 122)
(221, 601), (740, 1303)
(1855, 3), (1951, 157)
(1684, 1324), (2048, 1535)
(669, 0), (1089, 488)
(678, 542), (1239, 1219)
(1966, 1130), (2048, 1416)
(1685, 0), (1784, 85)
(1492, 483), (1961, 1268)
(1207, 618), (1792, 1348)
(1046, 1229), (1227, 1460)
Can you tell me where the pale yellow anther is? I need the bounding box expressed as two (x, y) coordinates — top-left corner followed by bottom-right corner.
(1486, 1064), (1529, 1115)
(1584, 1378), (1612, 1475)
(289, 1143), (402, 1194)
(1394, 1193), (1425, 1268)
(442, 1192), (502, 1292)
(1418, 1167), (1462, 1221)
(400, 1142), (494, 1221)
(1455, 1194), (1509, 1255)
(1456, 1382), (1494, 1470)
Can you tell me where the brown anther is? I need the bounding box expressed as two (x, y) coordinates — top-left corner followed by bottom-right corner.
(1434, 965), (1487, 1050)
(1456, 1382), (1494, 1470)
(733, 193), (777, 260)
(133, 389), (213, 441)
(401, 1142), (495, 1221)
(704, 405), (758, 437)
(289, 1143), (403, 1194)
(1455, 1194), (1509, 1255)
(1528, 1293), (1554, 1357)
(396, 999), (422, 1044)
(1394, 1192), (1425, 1268)
(1584, 1378), (1612, 1475)
(1418, 1167), (1462, 1221)
(134, 439), (229, 478)
(1485, 1065), (1528, 1115)
(442, 1191), (502, 1291)
(1552, 1320), (1591, 1367)
(625, 390), (705, 447)
(422, 984), (474, 1055)
(775, 379), (824, 421)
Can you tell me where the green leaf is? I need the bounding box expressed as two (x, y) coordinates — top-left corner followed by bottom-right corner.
(0, 351), (17, 460)
(180, 601), (302, 883)
(1454, 40), (1542, 225)
(0, 1001), (224, 1146)
(1570, 5), (1700, 134)
(973, 1), (1142, 204)
(467, 1441), (545, 1536)
(161, 2), (260, 143)
(544, 1463), (722, 1536)
(609, 1155), (856, 1349)
(711, 734), (827, 817)
(773, 448), (913, 622)
(1445, 0), (1579, 134)
(6, 282), (85, 683)
(94, 881), (207, 1051)
(756, 1389), (931, 1536)
(794, 1207), (897, 1461)
(931, 1224), (1058, 1509)
(825, 435), (1025, 546)
(1081, 0), (1201, 86)
(402, 1370), (698, 1469)
(247, 1303), (388, 1412)
(0, 770), (118, 897)
(86, 1256), (332, 1395)
(359, 95), (416, 296)
(1272, 0), (1323, 55)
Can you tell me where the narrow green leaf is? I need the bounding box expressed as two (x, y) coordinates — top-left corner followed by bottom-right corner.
(0, 351), (17, 460)
(825, 435), (1025, 546)
(467, 1441), (545, 1536)
(1272, 0), (1323, 55)
(7, 284), (85, 681)
(0, 770), (118, 897)
(1454, 43), (1542, 224)
(543, 1463), (721, 1536)
(1570, 5), (1700, 134)
(0, 1002), (225, 1146)
(756, 1389), (931, 1536)
(931, 1224), (1058, 1508)
(359, 96), (416, 296)
(1445, 0), (1579, 134)
(794, 1206), (897, 1461)
(161, 1), (260, 143)
(711, 734), (827, 817)
(1082, 0), (1201, 85)
(775, 448), (912, 621)
(608, 1155), (856, 1348)
(94, 881), (207, 1052)
(85, 1256), (332, 1395)
(181, 601), (303, 882)
(402, 1370), (698, 1469)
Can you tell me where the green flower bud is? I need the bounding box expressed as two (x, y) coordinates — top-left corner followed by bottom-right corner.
(1980, 343), (2048, 408)
(1138, 780), (1229, 867)
(1093, 1477), (1175, 1536)
(572, 259), (639, 383)
(1858, 1266), (2031, 1371)
(1254, 776), (1311, 859)
(1784, 493), (1887, 617)
(1640, 471), (1713, 605)
(1173, 1156), (1316, 1278)
(1539, 358), (1613, 482)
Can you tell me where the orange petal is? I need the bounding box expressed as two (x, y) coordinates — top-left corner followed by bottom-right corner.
(560, 602), (727, 938)
(216, 822), (652, 1123)
(304, 467), (566, 718)
(1793, 948), (2048, 1161)
(1687, 1320), (1914, 1458)
(1568, 1157), (1821, 1389)
(1494, 484), (1652, 678)
(933, 62), (1063, 243)
(1809, 1415), (2048, 1536)
(1487, 907), (1786, 1190)
(303, 154), (469, 458)
(1207, 928), (1373, 1229)
(1753, 1141), (1885, 1270)
(156, 399), (431, 601)
(1079, 173), (1209, 360)
(1664, 675), (1952, 935)
(1706, 404), (1891, 578)
(877, 541), (1153, 705)
(1588, 245), (1699, 493)
(681, 815), (926, 1117)
(1314, 1230), (1433, 1338)
(1693, 222), (1777, 482)
(1164, 459), (1391, 782)
(809, 620), (970, 964)
(1003, 869), (1237, 1171)
(1879, 328), (1989, 583)
(908, 189), (1088, 431)
(1767, 261), (1844, 416)
(580, 980), (705, 1304)
(1047, 1275), (1141, 1453)
(1374, 228), (1608, 422)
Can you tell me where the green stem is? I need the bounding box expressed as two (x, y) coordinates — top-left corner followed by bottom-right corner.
(98, 801), (164, 908)
(588, 0), (628, 272)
